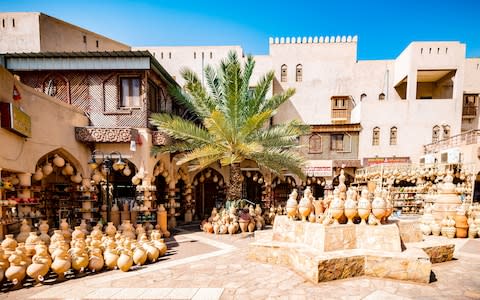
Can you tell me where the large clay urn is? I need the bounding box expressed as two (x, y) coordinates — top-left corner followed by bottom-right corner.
(26, 245), (50, 283)
(38, 220), (50, 245)
(104, 240), (119, 270)
(133, 244), (147, 266)
(0, 248), (10, 274)
(454, 207), (469, 238)
(105, 222), (117, 238)
(70, 239), (89, 273)
(5, 252), (26, 286)
(432, 170), (462, 222)
(88, 247), (104, 272)
(51, 248), (71, 280)
(121, 220), (136, 239)
(329, 189), (344, 224)
(298, 187), (313, 222)
(117, 250), (133, 272)
(72, 226), (85, 241)
(2, 234), (18, 256)
(25, 232), (40, 257)
(371, 189), (386, 225)
(60, 219), (72, 243)
(144, 241), (160, 262)
(344, 195), (357, 224)
(285, 189), (298, 220)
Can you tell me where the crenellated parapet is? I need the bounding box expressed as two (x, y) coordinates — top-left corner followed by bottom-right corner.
(269, 35), (358, 45)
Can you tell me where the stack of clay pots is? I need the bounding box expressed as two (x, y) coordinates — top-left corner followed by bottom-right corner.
(201, 204), (265, 235)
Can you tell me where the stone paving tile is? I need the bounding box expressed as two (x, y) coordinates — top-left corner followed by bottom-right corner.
(83, 287), (123, 299)
(138, 288), (174, 299)
(165, 288), (199, 299)
(109, 288), (148, 299)
(191, 288), (223, 300)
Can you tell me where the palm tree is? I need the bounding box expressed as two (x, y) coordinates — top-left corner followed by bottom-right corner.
(150, 51), (309, 201)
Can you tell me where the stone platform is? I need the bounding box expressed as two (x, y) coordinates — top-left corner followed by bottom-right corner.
(248, 216), (455, 284)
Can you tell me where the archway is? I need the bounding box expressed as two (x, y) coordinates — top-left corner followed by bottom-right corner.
(474, 172), (480, 203)
(241, 170), (264, 204)
(193, 168), (225, 219)
(304, 176), (326, 199)
(272, 175), (297, 207)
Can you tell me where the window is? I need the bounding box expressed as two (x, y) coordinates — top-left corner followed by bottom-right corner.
(360, 93), (367, 102)
(210, 52), (213, 59)
(83, 35), (87, 43)
(169, 52), (171, 59)
(378, 93), (385, 100)
(372, 127), (380, 145)
(194, 52), (196, 59)
(309, 135), (322, 153)
(161, 52), (163, 59)
(44, 79), (57, 96)
(281, 64), (287, 82)
(443, 125), (450, 140)
(390, 127), (397, 145)
(296, 64), (303, 82)
(96, 40), (99, 48)
(12, 18), (15, 27)
(432, 125), (440, 143)
(331, 134), (344, 151)
(120, 77), (141, 107)
(2, 19), (4, 28)
(333, 98), (345, 108)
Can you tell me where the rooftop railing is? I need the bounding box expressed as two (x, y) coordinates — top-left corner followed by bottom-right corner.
(423, 129), (480, 154)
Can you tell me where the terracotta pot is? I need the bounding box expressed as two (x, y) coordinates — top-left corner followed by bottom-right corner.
(25, 232), (40, 256)
(117, 251), (133, 272)
(133, 246), (147, 266)
(51, 253), (71, 280)
(248, 221), (255, 233)
(145, 242), (160, 261)
(5, 254), (26, 286)
(239, 220), (248, 233)
(88, 249), (104, 272)
(104, 251), (119, 269)
(2, 234), (18, 254)
(72, 226), (84, 241)
(105, 222), (117, 237)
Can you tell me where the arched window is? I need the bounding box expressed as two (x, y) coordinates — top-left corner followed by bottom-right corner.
(194, 52), (196, 59)
(210, 52), (213, 59)
(443, 125), (451, 140)
(432, 125), (440, 143)
(296, 64), (303, 82)
(390, 127), (397, 145)
(372, 127), (380, 146)
(281, 64), (287, 82)
(309, 135), (322, 153)
(379, 93), (385, 100)
(161, 52), (163, 59)
(360, 93), (367, 102)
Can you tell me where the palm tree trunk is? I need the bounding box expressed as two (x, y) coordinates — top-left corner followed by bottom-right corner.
(227, 163), (242, 201)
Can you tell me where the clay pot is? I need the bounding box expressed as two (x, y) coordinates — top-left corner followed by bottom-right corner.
(25, 232), (40, 256)
(286, 189), (299, 220)
(26, 248), (50, 283)
(104, 249), (119, 270)
(6, 253), (26, 286)
(344, 197), (357, 225)
(72, 226), (85, 241)
(455, 214), (468, 238)
(117, 251), (133, 272)
(238, 220), (248, 233)
(468, 224), (478, 238)
(329, 191), (344, 225)
(2, 234), (18, 255)
(88, 248), (104, 272)
(203, 222), (214, 233)
(51, 251), (71, 280)
(248, 221), (255, 233)
(16, 219), (31, 243)
(133, 246), (147, 266)
(145, 242), (160, 262)
(431, 223), (441, 236)
(371, 190), (386, 225)
(0, 248), (10, 271)
(105, 222), (117, 237)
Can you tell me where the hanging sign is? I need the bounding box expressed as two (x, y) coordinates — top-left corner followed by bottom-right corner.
(0, 102), (31, 137)
(304, 160), (333, 177)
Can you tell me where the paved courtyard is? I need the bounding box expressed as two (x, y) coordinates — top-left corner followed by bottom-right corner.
(2, 225), (480, 300)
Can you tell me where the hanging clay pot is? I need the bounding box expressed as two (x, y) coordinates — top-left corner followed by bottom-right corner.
(53, 154), (65, 167)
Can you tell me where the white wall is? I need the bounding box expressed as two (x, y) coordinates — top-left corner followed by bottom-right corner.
(0, 12), (41, 53)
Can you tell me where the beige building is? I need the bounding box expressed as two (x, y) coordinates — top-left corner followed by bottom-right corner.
(0, 12), (130, 53)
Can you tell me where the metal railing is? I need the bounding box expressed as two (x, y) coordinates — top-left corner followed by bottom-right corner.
(462, 105), (478, 117)
(424, 129), (480, 154)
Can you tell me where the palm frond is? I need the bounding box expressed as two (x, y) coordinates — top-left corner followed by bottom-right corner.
(238, 110), (273, 140)
(203, 111), (233, 144)
(250, 149), (306, 180)
(176, 145), (224, 166)
(204, 65), (223, 102)
(260, 88), (295, 113)
(149, 113), (213, 145)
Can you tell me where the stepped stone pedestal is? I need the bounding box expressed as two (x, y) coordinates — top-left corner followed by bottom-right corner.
(249, 216), (454, 284)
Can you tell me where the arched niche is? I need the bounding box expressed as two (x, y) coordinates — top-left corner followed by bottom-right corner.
(271, 175), (297, 207)
(192, 167), (225, 219)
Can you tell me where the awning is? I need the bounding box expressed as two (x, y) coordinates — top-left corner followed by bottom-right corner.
(304, 160), (333, 177)
(333, 160), (361, 168)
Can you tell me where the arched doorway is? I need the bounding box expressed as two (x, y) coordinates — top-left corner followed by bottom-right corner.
(474, 172), (480, 203)
(193, 168), (225, 220)
(110, 160), (136, 207)
(305, 176), (326, 199)
(272, 175), (297, 207)
(241, 170), (264, 204)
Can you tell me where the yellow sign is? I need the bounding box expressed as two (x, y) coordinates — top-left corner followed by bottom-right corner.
(0, 102), (31, 137)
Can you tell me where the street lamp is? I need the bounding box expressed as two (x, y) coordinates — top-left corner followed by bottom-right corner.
(88, 150), (126, 222)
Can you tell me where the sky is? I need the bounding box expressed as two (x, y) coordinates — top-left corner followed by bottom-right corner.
(1, 0), (479, 59)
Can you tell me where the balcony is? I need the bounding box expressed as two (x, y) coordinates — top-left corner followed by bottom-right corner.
(424, 129), (480, 154)
(462, 105), (477, 118)
(331, 109), (351, 124)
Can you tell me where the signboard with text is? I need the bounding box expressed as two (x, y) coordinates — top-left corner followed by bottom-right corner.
(0, 102), (31, 137)
(363, 157), (410, 167)
(304, 160), (333, 177)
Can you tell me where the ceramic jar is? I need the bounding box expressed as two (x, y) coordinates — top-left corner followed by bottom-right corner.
(88, 247), (104, 272)
(2, 234), (18, 255)
(117, 250), (133, 272)
(26, 245), (50, 283)
(454, 209), (468, 238)
(51, 247), (71, 280)
(357, 189), (371, 225)
(5, 252), (26, 286)
(105, 222), (117, 237)
(133, 244), (147, 266)
(25, 232), (40, 257)
(344, 195), (357, 225)
(371, 190), (386, 225)
(72, 226), (85, 241)
(285, 189), (298, 220)
(298, 187), (313, 222)
(121, 220), (136, 239)
(329, 190), (344, 225)
(16, 219), (31, 243)
(60, 219), (72, 243)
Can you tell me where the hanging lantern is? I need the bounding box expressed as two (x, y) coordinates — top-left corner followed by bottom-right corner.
(63, 162), (74, 176)
(161, 170), (169, 178)
(258, 177), (264, 184)
(218, 179), (224, 187)
(252, 173), (258, 182)
(42, 162), (53, 176)
(199, 174), (205, 183)
(213, 174), (219, 183)
(53, 154), (65, 167)
(123, 165), (132, 176)
(71, 172), (82, 184)
(131, 175), (141, 185)
(317, 179), (321, 185)
(193, 179), (198, 186)
(205, 170), (212, 178)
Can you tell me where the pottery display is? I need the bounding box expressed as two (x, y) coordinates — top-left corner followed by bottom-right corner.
(371, 189), (386, 225)
(88, 248), (105, 272)
(38, 220), (51, 245)
(26, 244), (50, 283)
(329, 189), (344, 224)
(16, 219), (31, 243)
(117, 250), (133, 272)
(298, 187), (313, 222)
(286, 189), (298, 220)
(105, 222), (117, 237)
(2, 234), (18, 255)
(5, 252), (26, 286)
(357, 189), (371, 225)
(51, 246), (71, 280)
(432, 170), (462, 222)
(25, 232), (40, 257)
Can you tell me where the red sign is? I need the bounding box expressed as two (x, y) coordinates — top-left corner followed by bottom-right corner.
(363, 157), (410, 167)
(13, 85), (21, 101)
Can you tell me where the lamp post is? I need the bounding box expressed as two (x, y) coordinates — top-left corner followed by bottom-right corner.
(88, 150), (126, 223)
